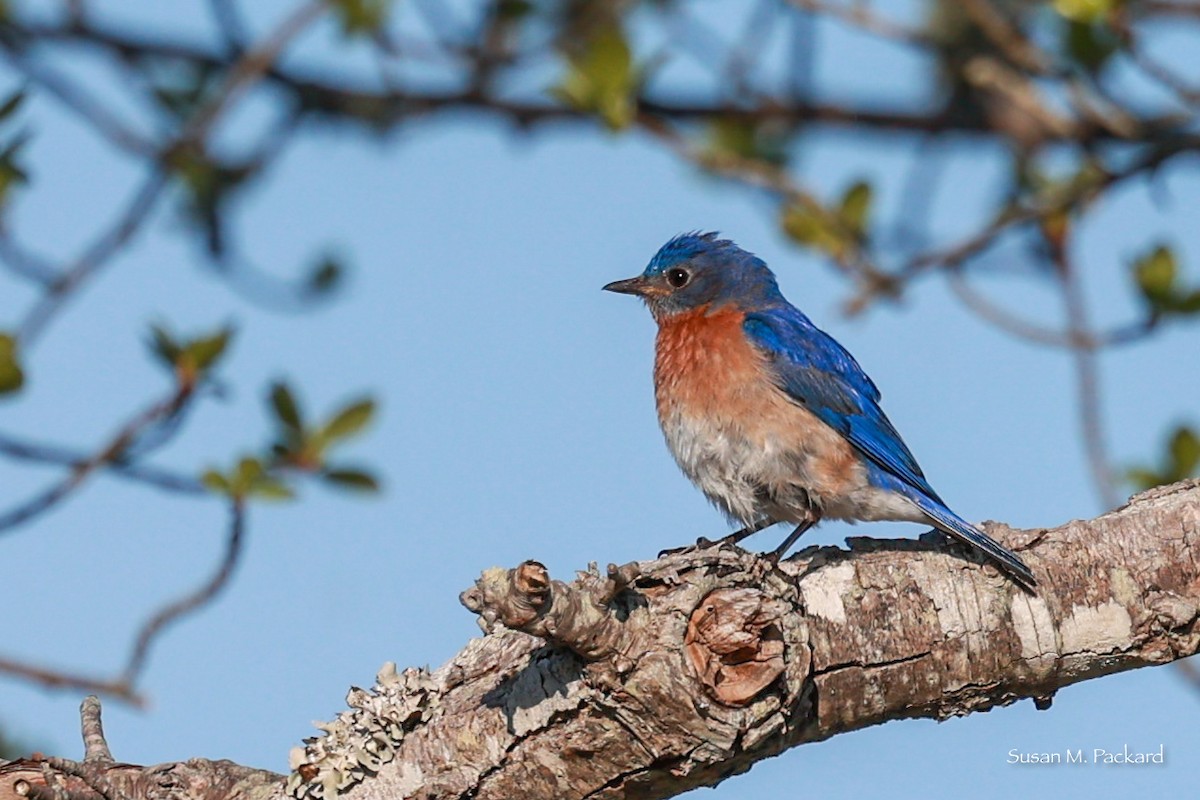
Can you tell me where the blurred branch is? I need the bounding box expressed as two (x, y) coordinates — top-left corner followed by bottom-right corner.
(947, 271), (1160, 351)
(0, 381), (196, 536)
(1051, 233), (1121, 510)
(119, 500), (245, 686)
(785, 0), (930, 46)
(957, 0), (1051, 73)
(0, 500), (245, 705)
(0, 432), (205, 495)
(18, 171), (167, 347)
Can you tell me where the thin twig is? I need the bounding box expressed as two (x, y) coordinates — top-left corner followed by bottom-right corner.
(0, 229), (59, 286)
(0, 432), (206, 494)
(207, 0), (249, 55)
(18, 171), (168, 347)
(784, 0), (930, 46)
(0, 50), (155, 157)
(1055, 243), (1121, 510)
(181, 0), (330, 141)
(119, 500), (246, 685)
(957, 0), (1051, 74)
(0, 657), (143, 706)
(0, 383), (195, 536)
(947, 270), (1159, 350)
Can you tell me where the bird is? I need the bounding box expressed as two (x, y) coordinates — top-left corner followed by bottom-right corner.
(603, 232), (1035, 589)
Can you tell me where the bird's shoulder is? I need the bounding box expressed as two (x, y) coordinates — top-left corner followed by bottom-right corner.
(740, 304), (880, 408)
(742, 303), (939, 499)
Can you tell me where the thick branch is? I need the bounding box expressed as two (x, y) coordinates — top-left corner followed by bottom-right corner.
(3, 481), (1197, 800)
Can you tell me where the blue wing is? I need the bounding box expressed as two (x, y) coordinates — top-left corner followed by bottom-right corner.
(743, 305), (1035, 588)
(742, 306), (941, 504)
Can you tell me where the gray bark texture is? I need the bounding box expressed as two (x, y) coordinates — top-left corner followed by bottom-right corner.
(3, 479), (1198, 800)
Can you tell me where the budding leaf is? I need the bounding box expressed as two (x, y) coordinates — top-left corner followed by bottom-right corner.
(780, 202), (846, 258)
(0, 88), (25, 122)
(183, 326), (234, 372)
(552, 24), (637, 130)
(270, 381), (304, 432)
(201, 469), (231, 494)
(322, 468), (381, 493)
(1126, 424), (1200, 490)
(318, 398), (376, 445)
(148, 324), (183, 366)
(1169, 427), (1200, 479)
(333, 0), (392, 36)
(1053, 0), (1114, 24)
(0, 333), (24, 395)
(1133, 244), (1177, 307)
(307, 257), (343, 296)
(838, 180), (873, 241)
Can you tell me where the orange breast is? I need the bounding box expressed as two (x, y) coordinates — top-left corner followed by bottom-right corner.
(653, 305), (767, 423)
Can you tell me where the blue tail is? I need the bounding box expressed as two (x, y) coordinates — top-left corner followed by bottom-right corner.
(915, 497), (1036, 590)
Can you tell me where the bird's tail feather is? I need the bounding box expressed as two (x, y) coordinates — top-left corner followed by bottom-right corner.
(916, 498), (1036, 590)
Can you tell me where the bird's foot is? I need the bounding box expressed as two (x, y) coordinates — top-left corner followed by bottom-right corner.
(662, 534), (753, 561)
(657, 535), (718, 558)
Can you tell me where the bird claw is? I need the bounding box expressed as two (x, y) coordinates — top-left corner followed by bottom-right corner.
(657, 534), (739, 558)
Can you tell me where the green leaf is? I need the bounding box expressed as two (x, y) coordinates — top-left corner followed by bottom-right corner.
(333, 0), (392, 36)
(780, 202), (846, 258)
(183, 326), (234, 372)
(270, 382), (304, 432)
(201, 469), (231, 494)
(1174, 290), (1200, 314)
(0, 332), (24, 395)
(1169, 426), (1200, 478)
(248, 478), (295, 501)
(1126, 423), (1200, 490)
(0, 88), (25, 122)
(0, 130), (30, 205)
(1053, 0), (1114, 24)
(838, 180), (873, 241)
(318, 398), (376, 445)
(705, 119), (788, 167)
(233, 457), (265, 491)
(1125, 468), (1162, 492)
(322, 468), (381, 493)
(148, 324), (183, 366)
(551, 23), (638, 131)
(1064, 20), (1118, 73)
(1132, 244), (1177, 307)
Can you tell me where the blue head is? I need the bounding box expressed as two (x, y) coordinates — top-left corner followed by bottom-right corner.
(604, 232), (784, 319)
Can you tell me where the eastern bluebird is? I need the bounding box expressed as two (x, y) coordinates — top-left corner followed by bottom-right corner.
(604, 232), (1035, 589)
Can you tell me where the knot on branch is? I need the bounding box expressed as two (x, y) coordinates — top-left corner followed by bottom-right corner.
(460, 560), (641, 664)
(685, 588), (787, 706)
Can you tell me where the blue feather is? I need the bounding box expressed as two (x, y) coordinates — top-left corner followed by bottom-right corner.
(743, 307), (1035, 588)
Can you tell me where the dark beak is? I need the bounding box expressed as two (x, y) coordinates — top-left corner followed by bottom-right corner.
(602, 276), (649, 296)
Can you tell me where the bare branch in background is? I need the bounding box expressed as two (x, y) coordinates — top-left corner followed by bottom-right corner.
(0, 500), (246, 705)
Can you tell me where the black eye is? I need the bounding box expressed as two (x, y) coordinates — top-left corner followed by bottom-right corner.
(666, 268), (690, 288)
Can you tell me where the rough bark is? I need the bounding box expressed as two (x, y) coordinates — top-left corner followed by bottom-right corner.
(3, 480), (1197, 800)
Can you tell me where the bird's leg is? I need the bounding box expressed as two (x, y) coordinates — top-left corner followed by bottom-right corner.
(709, 517), (776, 548)
(769, 517), (818, 561)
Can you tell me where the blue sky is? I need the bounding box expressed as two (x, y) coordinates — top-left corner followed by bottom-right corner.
(1, 2), (1198, 798)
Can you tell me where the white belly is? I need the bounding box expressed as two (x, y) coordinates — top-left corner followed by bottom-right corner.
(659, 405), (927, 528)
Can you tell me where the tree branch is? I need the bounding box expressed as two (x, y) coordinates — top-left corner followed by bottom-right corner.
(3, 481), (1195, 800)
